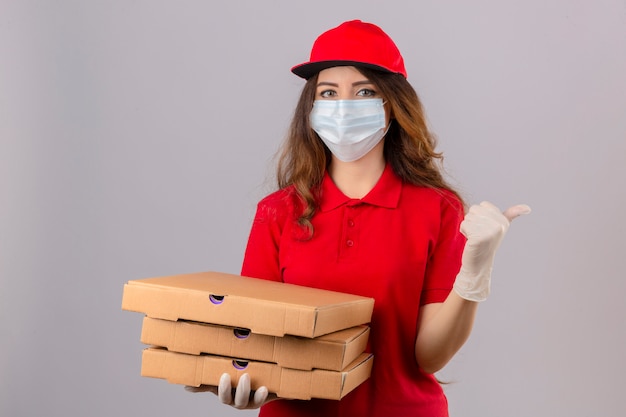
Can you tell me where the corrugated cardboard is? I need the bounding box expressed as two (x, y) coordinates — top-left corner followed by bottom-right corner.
(122, 271), (374, 337)
(141, 317), (370, 371)
(141, 347), (373, 400)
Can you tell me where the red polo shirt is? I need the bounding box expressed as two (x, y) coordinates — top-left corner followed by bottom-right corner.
(241, 163), (466, 417)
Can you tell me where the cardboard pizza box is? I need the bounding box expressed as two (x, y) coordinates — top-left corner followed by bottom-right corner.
(141, 316), (370, 371)
(140, 347), (373, 400)
(122, 271), (374, 338)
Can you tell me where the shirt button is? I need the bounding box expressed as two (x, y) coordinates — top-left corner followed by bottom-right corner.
(347, 220), (355, 227)
(346, 240), (354, 247)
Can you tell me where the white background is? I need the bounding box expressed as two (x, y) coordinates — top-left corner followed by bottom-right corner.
(1, 1), (625, 416)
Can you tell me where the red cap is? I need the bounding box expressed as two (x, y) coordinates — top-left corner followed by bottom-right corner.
(291, 20), (407, 79)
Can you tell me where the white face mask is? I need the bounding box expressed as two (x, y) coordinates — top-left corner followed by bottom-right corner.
(310, 98), (388, 162)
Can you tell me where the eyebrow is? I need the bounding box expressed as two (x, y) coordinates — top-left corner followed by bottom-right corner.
(316, 80), (374, 88)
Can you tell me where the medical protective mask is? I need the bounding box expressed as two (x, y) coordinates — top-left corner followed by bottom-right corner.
(310, 98), (388, 162)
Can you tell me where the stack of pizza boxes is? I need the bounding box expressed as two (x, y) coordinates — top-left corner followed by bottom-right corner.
(121, 271), (375, 400)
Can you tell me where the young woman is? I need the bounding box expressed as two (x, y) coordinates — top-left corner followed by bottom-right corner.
(191, 20), (530, 417)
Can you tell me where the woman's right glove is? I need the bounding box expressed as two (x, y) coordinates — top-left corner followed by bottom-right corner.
(453, 201), (531, 302)
(185, 372), (277, 409)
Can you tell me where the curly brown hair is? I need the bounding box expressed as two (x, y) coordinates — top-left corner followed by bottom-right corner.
(276, 66), (464, 235)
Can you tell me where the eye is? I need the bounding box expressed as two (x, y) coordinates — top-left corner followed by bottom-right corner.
(318, 89), (337, 98)
(356, 88), (377, 97)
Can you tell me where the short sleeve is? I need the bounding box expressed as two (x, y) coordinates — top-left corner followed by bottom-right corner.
(420, 191), (466, 305)
(240, 191), (291, 282)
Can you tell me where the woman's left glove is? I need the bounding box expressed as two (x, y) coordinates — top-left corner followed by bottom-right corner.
(453, 201), (531, 302)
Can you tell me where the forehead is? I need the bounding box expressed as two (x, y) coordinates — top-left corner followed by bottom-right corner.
(316, 66), (372, 83)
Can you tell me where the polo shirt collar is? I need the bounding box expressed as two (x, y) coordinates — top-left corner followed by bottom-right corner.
(319, 163), (402, 212)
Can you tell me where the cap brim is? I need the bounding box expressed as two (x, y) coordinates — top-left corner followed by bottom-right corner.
(291, 60), (394, 79)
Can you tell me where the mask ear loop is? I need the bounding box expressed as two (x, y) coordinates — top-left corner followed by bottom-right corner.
(381, 123), (391, 138)
(381, 100), (392, 137)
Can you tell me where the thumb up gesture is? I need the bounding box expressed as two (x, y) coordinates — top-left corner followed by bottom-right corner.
(453, 202), (531, 302)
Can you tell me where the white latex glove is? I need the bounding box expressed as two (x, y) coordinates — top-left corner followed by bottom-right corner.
(453, 201), (531, 302)
(185, 373), (275, 409)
